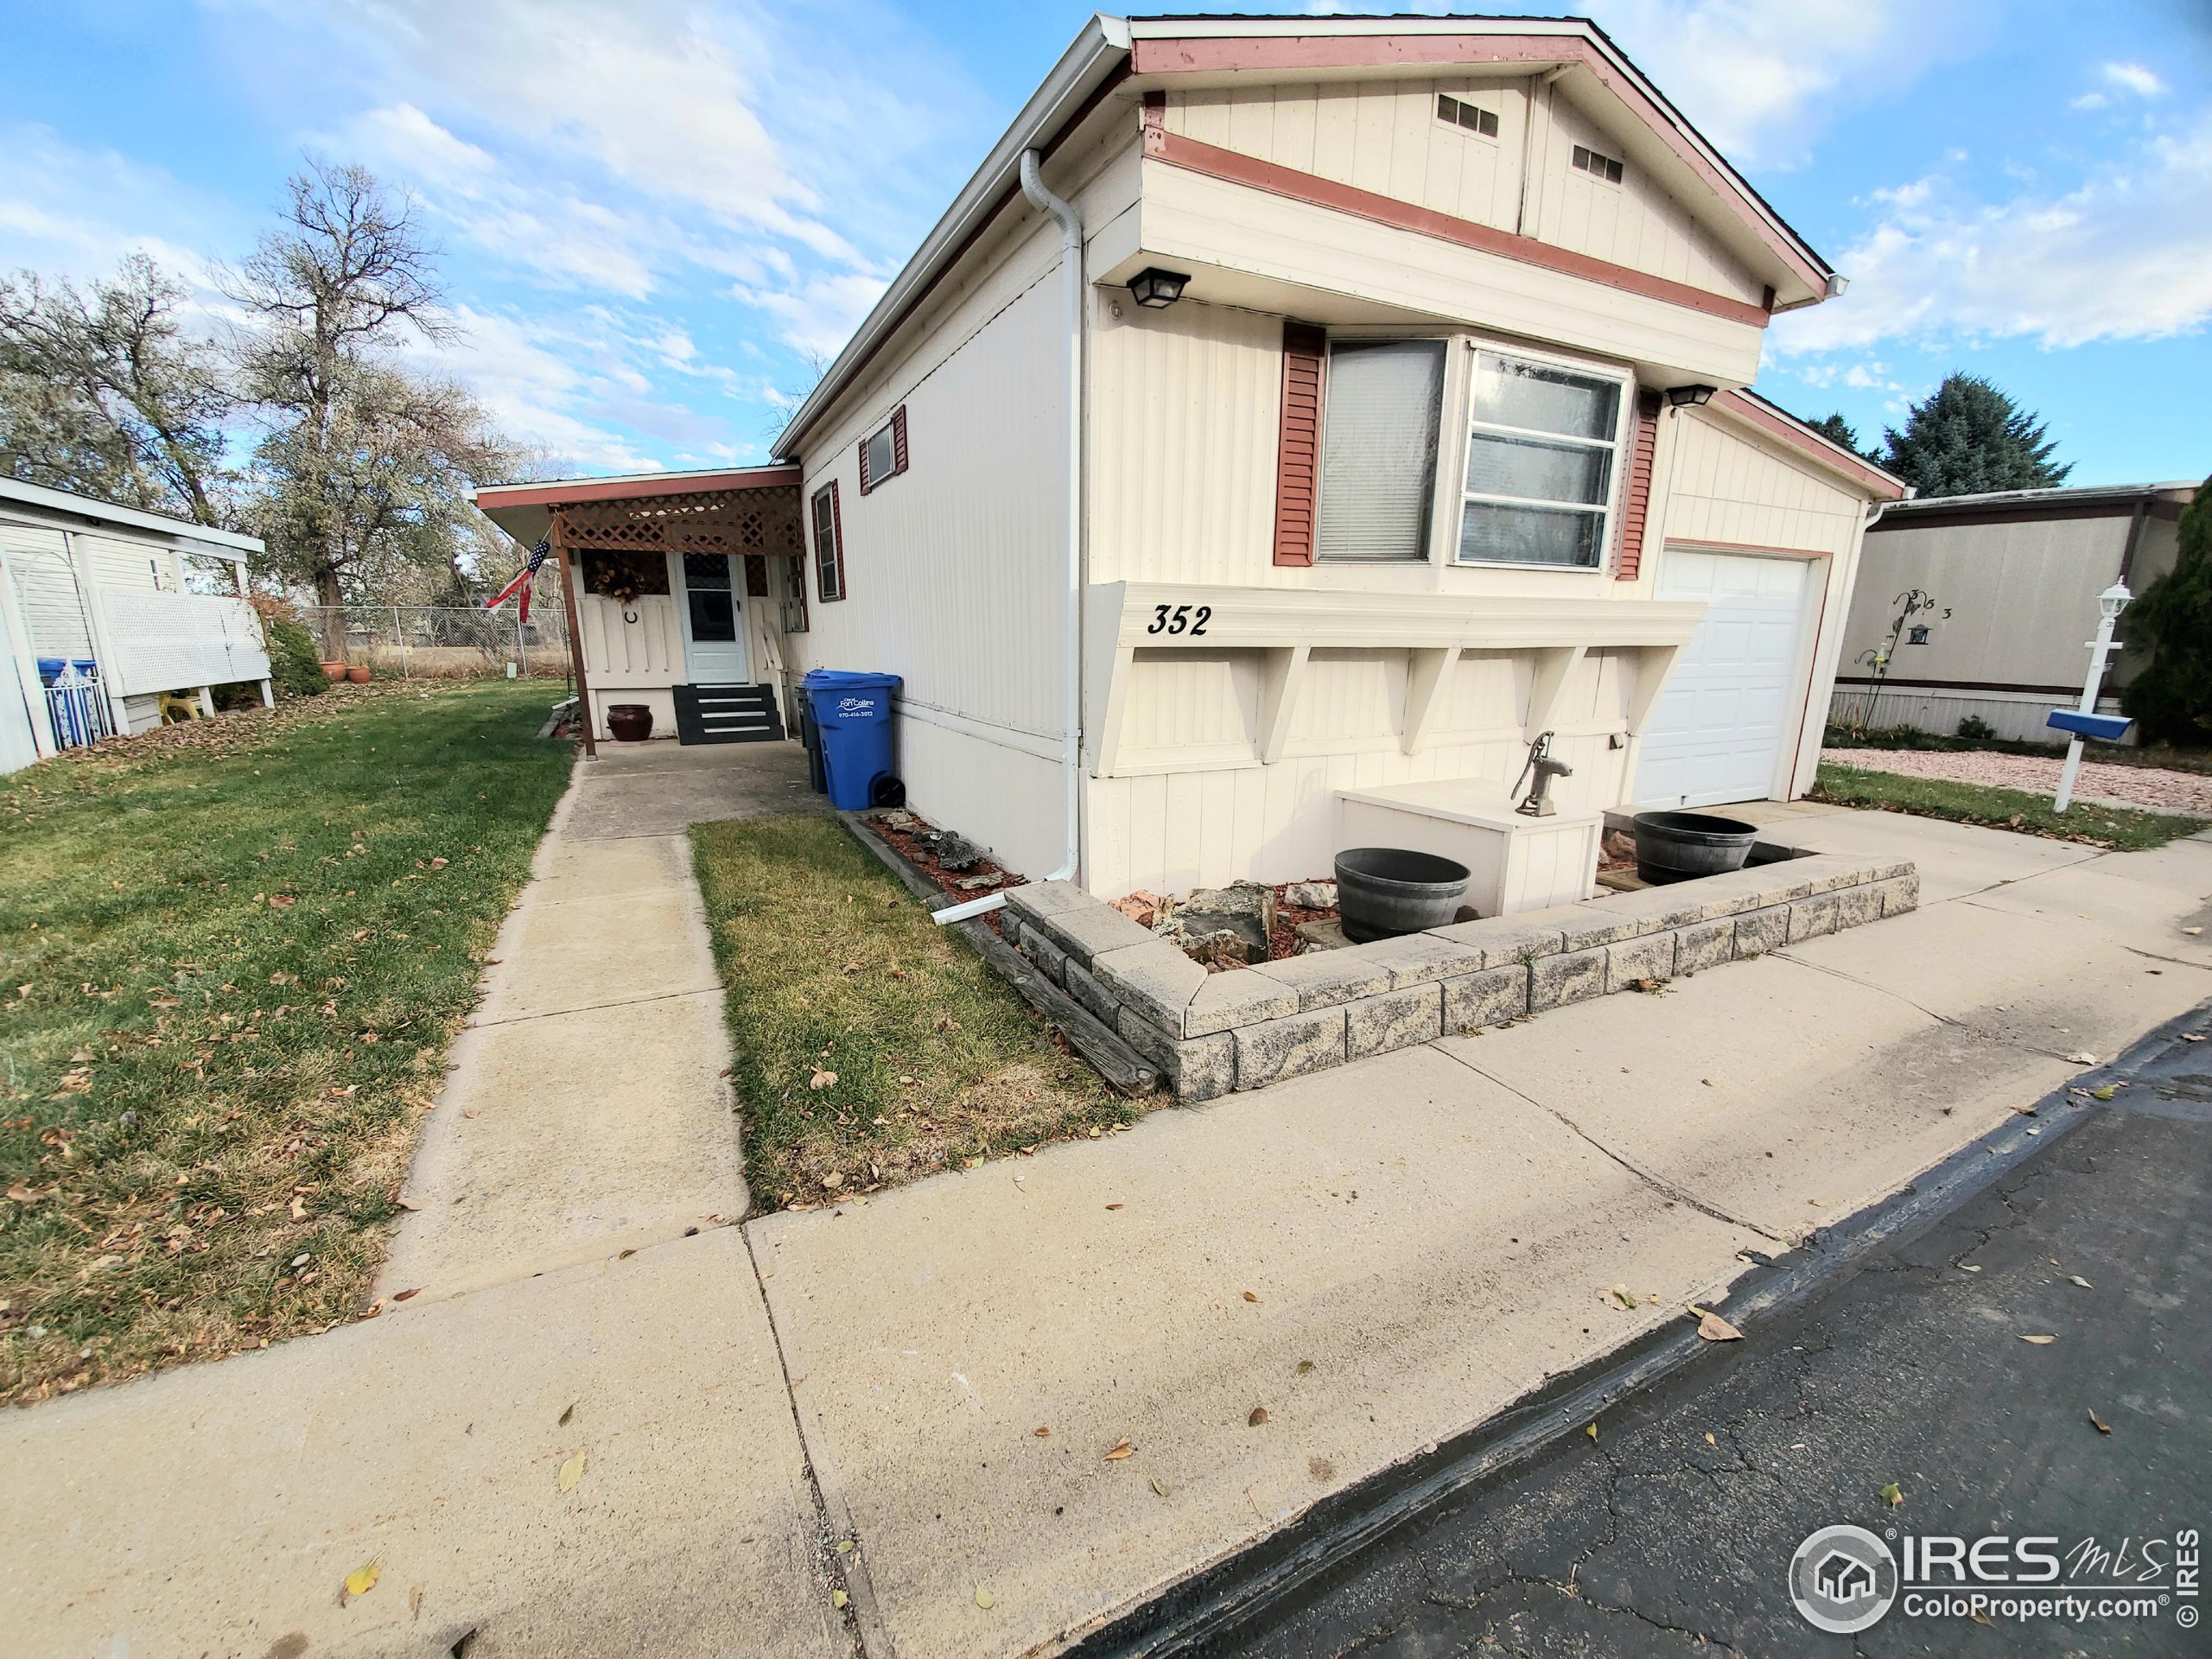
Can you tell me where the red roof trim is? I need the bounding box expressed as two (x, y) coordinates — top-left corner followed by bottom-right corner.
(1133, 32), (1826, 295)
(477, 467), (802, 510)
(1711, 391), (1907, 499)
(1154, 131), (1772, 328)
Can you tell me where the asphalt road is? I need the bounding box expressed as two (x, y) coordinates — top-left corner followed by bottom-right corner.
(1209, 1022), (2212, 1658)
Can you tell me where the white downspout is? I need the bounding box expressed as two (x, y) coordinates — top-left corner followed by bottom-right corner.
(934, 147), (1084, 925)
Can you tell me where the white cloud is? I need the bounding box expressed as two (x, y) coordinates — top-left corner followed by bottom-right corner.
(2101, 61), (2167, 99)
(1774, 116), (2212, 354)
(1584, 0), (1986, 168)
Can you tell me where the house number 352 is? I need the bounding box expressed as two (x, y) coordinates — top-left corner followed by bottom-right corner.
(1147, 604), (1211, 637)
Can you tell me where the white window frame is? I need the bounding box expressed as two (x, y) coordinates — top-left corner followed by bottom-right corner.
(1452, 342), (1633, 573)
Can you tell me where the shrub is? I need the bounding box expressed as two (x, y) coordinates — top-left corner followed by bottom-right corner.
(1955, 715), (1999, 741)
(251, 594), (327, 700)
(2121, 476), (2212, 747)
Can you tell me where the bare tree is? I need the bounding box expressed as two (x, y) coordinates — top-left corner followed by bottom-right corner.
(0, 253), (234, 524)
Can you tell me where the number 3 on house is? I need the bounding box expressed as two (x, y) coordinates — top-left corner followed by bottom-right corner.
(1147, 604), (1212, 637)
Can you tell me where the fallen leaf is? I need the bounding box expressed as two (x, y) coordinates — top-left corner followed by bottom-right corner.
(822, 1171), (844, 1188)
(2088, 1408), (2112, 1435)
(1248, 1406), (1270, 1427)
(2091, 1084), (2119, 1101)
(429, 856), (448, 870)
(1295, 1359), (1315, 1376)
(558, 1450), (587, 1491)
(1879, 1483), (1904, 1509)
(1695, 1309), (1744, 1343)
(2019, 1333), (2057, 1345)
(1103, 1439), (1134, 1461)
(391, 1287), (419, 1301)
(2069, 1274), (2092, 1288)
(934, 1014), (961, 1033)
(394, 1194), (422, 1212)
(1609, 1283), (1637, 1310)
(1585, 1421), (1599, 1441)
(1151, 1477), (1168, 1497)
(1243, 1290), (1258, 1303)
(289, 1194), (308, 1221)
(1959, 1263), (1982, 1273)
(343, 1560), (380, 1600)
(410, 1584), (424, 1618)
(809, 1068), (838, 1090)
(558, 1402), (575, 1427)
(834, 1540), (854, 1555)
(2184, 926), (2203, 937)
(975, 1586), (995, 1610)
(2067, 1052), (2097, 1065)
(1704, 1432), (1717, 1446)
(1105, 1202), (1122, 1211)
(1033, 1426), (1050, 1438)
(832, 1589), (849, 1610)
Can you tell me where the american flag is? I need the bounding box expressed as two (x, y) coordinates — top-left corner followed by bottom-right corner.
(486, 537), (551, 624)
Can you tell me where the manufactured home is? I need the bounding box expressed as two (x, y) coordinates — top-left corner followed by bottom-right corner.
(479, 12), (1904, 916)
(0, 478), (272, 772)
(1831, 480), (2194, 743)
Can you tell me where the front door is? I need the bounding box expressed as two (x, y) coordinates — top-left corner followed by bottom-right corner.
(677, 551), (749, 683)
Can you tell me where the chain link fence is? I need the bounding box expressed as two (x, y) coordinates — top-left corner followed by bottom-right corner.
(295, 604), (573, 682)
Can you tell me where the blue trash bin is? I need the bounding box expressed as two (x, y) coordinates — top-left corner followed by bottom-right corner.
(802, 670), (902, 810)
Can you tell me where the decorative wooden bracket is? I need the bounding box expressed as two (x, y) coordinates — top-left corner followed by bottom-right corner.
(1401, 645), (1461, 755)
(1625, 642), (1683, 735)
(1259, 644), (1311, 765)
(1524, 644), (1587, 740)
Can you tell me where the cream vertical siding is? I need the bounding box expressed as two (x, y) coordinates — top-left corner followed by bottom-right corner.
(1161, 79), (1761, 308)
(1526, 90), (1765, 306)
(1084, 648), (1636, 899)
(787, 135), (1141, 875)
(1166, 76), (1529, 232)
(578, 593), (680, 685)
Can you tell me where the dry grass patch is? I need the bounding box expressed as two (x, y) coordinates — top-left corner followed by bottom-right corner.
(691, 816), (1142, 1210)
(0, 680), (572, 1404)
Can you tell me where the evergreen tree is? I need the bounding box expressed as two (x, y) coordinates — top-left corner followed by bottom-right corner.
(1880, 373), (2071, 498)
(2120, 475), (2212, 746)
(1807, 411), (1875, 461)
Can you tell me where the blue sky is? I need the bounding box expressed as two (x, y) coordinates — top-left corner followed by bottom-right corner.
(3, 1), (2207, 486)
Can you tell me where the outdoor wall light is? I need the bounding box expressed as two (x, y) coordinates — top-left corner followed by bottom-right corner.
(2099, 581), (2133, 621)
(1128, 267), (1191, 308)
(1664, 383), (1718, 408)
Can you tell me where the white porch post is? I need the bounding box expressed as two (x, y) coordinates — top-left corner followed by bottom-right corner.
(2053, 582), (2131, 815)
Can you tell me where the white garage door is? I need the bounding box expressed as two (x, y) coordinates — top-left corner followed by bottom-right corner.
(1635, 550), (1812, 809)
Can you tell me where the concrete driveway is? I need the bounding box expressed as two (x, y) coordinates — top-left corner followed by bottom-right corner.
(3, 793), (2207, 1659)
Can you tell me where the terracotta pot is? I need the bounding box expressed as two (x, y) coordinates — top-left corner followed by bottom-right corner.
(607, 703), (653, 742)
(346, 665), (372, 684)
(321, 661), (348, 682)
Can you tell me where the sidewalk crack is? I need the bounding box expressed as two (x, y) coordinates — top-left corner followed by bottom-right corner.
(466, 982), (726, 1030)
(742, 1226), (883, 1659)
(1435, 1046), (1786, 1243)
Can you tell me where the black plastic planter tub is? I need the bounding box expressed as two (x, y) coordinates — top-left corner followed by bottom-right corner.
(1632, 810), (1760, 885)
(1334, 847), (1472, 943)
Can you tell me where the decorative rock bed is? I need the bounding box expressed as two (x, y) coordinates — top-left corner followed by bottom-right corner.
(1003, 853), (1919, 1101)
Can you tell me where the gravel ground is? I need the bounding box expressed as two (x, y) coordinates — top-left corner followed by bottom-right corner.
(1822, 745), (2212, 815)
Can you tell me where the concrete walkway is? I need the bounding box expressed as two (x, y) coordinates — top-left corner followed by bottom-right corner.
(3, 782), (2208, 1659)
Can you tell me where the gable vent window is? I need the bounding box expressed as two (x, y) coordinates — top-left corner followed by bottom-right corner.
(1572, 143), (1624, 185)
(857, 404), (909, 494)
(1317, 339), (1446, 563)
(1435, 93), (1499, 138)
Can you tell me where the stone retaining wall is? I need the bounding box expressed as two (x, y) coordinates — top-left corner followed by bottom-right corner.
(1001, 855), (1918, 1101)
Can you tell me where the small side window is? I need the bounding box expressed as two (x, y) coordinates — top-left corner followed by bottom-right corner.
(1572, 143), (1624, 186)
(811, 481), (846, 602)
(1436, 93), (1498, 139)
(857, 405), (909, 493)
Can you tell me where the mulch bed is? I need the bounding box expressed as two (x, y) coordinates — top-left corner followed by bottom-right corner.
(864, 810), (1026, 933)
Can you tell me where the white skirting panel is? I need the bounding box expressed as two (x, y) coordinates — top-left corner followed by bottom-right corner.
(899, 715), (1065, 880)
(1826, 685), (2123, 747)
(1083, 730), (1632, 901)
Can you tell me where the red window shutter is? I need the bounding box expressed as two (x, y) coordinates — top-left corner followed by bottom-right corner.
(856, 434), (873, 494)
(1273, 321), (1326, 568)
(1613, 389), (1662, 581)
(891, 405), (908, 475)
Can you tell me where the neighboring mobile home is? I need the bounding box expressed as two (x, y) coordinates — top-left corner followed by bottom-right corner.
(0, 478), (272, 771)
(1831, 481), (2195, 743)
(480, 13), (1904, 914)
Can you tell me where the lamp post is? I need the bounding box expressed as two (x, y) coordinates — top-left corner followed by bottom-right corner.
(2053, 582), (2132, 813)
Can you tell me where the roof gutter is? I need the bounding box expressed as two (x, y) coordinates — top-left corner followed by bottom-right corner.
(773, 13), (1131, 461)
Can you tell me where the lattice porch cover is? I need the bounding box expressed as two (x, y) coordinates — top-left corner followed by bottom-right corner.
(555, 485), (804, 558)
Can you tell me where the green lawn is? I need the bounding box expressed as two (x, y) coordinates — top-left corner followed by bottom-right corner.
(692, 816), (1140, 1210)
(1810, 762), (2206, 852)
(0, 680), (572, 1404)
